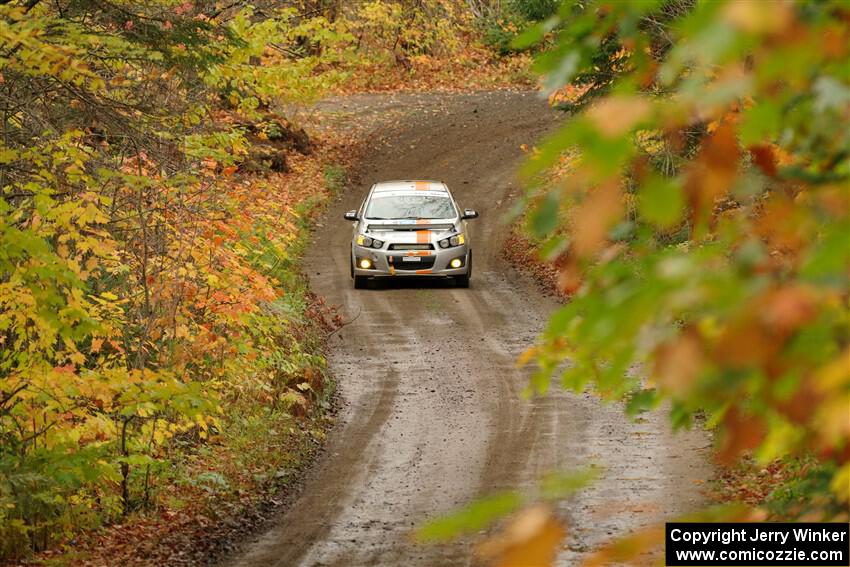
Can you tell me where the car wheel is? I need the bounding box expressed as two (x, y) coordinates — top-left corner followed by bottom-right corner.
(455, 252), (471, 288)
(354, 275), (368, 289)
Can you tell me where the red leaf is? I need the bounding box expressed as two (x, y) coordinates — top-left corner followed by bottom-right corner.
(750, 144), (778, 177)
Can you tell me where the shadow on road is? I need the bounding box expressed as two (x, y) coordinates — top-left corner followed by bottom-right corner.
(359, 277), (462, 290)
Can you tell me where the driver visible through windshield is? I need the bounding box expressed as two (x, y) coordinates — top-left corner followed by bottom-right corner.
(366, 193), (456, 220)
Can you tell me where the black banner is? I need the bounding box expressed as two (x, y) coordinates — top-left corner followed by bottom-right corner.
(666, 522), (849, 566)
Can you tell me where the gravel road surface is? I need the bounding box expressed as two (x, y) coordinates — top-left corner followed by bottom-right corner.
(224, 90), (712, 567)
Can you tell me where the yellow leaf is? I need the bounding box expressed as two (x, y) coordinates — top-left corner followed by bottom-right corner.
(814, 393), (850, 446)
(516, 346), (538, 368)
(722, 0), (793, 34)
(831, 463), (850, 503)
(815, 348), (850, 392)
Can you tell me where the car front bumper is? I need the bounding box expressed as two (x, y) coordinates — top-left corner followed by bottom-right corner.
(352, 244), (470, 277)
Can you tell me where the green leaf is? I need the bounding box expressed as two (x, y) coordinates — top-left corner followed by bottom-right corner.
(625, 388), (659, 416)
(529, 190), (560, 238)
(539, 467), (600, 500)
(637, 175), (684, 229)
(416, 491), (523, 542)
(739, 101), (781, 146)
(538, 234), (569, 261)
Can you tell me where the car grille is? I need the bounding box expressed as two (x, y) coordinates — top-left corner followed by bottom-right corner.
(388, 243), (434, 250)
(388, 256), (436, 270)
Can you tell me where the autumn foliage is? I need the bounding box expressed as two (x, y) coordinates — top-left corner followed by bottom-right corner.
(421, 1), (848, 565)
(0, 0), (530, 561)
(511, 0), (848, 561)
(0, 1), (343, 557)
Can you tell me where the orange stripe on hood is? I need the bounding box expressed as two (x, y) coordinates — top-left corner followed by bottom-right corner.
(415, 181), (430, 191)
(416, 230), (430, 243)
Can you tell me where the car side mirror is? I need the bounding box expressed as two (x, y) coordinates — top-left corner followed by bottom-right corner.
(461, 209), (479, 220)
(344, 210), (359, 221)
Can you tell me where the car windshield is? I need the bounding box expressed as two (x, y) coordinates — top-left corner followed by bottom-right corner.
(365, 194), (456, 220)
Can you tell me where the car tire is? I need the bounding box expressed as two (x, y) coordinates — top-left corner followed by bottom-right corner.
(354, 275), (368, 289)
(455, 252), (471, 288)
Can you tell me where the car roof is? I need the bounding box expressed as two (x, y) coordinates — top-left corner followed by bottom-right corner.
(371, 180), (449, 194)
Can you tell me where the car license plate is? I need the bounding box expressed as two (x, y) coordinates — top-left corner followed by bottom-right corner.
(402, 256), (421, 262)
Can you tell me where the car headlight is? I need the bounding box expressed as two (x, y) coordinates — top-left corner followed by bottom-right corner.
(371, 239), (384, 249)
(356, 235), (373, 247)
(439, 234), (465, 248)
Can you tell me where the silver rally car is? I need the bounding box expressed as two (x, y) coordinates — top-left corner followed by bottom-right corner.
(344, 180), (478, 289)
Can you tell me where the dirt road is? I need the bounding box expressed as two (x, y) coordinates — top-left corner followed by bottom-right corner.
(224, 91), (712, 567)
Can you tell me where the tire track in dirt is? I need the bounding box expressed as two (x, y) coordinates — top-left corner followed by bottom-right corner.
(222, 91), (712, 567)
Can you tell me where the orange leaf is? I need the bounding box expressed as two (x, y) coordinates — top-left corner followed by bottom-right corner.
(557, 258), (582, 296)
(776, 376), (822, 426)
(477, 505), (566, 567)
(685, 123), (739, 233)
(713, 315), (777, 369)
(755, 194), (808, 253)
(652, 328), (705, 398)
(571, 180), (623, 258)
(582, 525), (665, 567)
(222, 165), (238, 177)
(586, 95), (652, 139)
(763, 285), (818, 334)
(717, 405), (766, 464)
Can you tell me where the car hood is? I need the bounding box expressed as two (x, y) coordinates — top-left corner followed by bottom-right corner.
(362, 218), (459, 240)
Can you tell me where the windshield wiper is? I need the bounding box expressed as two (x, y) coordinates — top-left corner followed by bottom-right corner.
(367, 216), (423, 220)
(367, 216), (449, 220)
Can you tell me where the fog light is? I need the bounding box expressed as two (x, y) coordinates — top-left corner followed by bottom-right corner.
(359, 258), (373, 269)
(450, 258), (463, 269)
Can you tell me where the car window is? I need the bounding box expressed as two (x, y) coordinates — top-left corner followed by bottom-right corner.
(365, 194), (456, 219)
